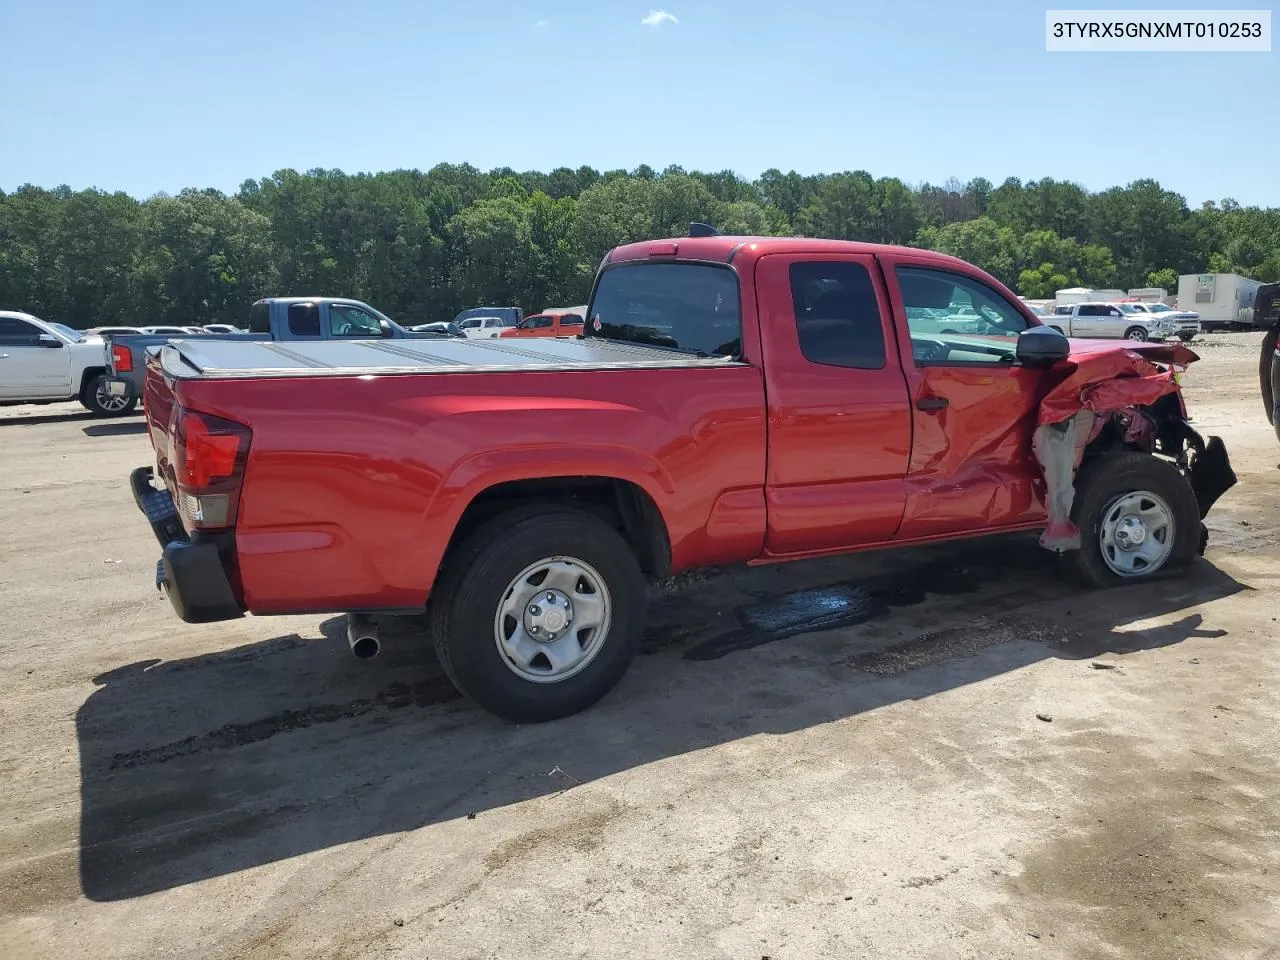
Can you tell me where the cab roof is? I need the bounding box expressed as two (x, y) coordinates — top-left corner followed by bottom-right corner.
(606, 235), (976, 271)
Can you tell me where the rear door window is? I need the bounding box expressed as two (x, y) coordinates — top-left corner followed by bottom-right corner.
(287, 303), (321, 337)
(588, 262), (741, 357)
(788, 261), (886, 369)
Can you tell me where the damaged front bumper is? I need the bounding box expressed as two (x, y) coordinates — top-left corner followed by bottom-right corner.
(1183, 426), (1237, 518)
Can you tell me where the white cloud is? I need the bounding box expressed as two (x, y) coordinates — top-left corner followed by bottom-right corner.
(534, 18), (550, 30)
(641, 9), (678, 27)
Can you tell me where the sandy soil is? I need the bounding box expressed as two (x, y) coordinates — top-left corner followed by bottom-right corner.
(1, 332), (1278, 960)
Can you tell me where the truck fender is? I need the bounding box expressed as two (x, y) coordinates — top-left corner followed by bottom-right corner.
(422, 446), (677, 579)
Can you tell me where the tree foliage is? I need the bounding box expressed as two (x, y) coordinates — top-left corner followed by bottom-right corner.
(2, 165), (1277, 327)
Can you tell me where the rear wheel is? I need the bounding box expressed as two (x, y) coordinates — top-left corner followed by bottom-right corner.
(429, 506), (646, 723)
(81, 375), (137, 417)
(1124, 327), (1149, 342)
(1061, 452), (1201, 587)
(1260, 321), (1278, 428)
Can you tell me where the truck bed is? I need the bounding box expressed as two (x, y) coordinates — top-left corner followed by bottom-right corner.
(157, 335), (743, 379)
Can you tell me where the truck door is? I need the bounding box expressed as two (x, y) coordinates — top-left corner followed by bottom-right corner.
(878, 256), (1047, 539)
(0, 317), (72, 399)
(756, 253), (912, 555)
(1097, 304), (1130, 338)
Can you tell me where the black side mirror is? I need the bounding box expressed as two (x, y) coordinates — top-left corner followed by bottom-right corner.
(36, 333), (63, 349)
(1016, 326), (1070, 367)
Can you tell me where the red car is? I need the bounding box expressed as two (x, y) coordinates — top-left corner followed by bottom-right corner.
(129, 228), (1235, 722)
(498, 312), (585, 338)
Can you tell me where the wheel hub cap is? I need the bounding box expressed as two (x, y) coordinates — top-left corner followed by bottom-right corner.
(1114, 515), (1148, 548)
(1099, 490), (1175, 577)
(494, 557), (612, 684)
(526, 590), (573, 639)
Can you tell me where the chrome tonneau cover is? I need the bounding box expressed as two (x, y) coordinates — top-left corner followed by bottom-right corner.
(158, 336), (744, 380)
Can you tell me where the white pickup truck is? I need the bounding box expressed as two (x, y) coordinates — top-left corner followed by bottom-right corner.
(0, 311), (136, 416)
(1046, 302), (1178, 342)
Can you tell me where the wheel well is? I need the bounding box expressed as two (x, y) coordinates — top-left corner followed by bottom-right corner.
(442, 477), (671, 580)
(77, 367), (108, 400)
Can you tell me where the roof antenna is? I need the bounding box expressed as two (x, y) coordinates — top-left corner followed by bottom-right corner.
(688, 221), (720, 238)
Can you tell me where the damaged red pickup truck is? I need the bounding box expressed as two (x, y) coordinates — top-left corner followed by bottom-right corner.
(130, 230), (1236, 722)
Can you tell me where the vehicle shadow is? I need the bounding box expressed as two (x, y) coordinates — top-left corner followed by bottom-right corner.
(75, 535), (1248, 902)
(0, 410), (94, 427)
(82, 421), (148, 437)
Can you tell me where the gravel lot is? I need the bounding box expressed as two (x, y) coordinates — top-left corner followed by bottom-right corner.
(2, 332), (1278, 960)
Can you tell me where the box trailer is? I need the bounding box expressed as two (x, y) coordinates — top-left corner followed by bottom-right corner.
(1054, 287), (1093, 306)
(1178, 273), (1264, 331)
(1127, 287), (1168, 303)
(1090, 289), (1127, 303)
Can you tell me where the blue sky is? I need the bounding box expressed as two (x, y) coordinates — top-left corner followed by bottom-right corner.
(2, 0), (1277, 206)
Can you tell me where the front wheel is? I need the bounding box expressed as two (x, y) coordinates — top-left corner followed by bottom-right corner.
(82, 376), (137, 417)
(1178, 333), (1196, 343)
(1124, 327), (1149, 342)
(429, 506), (646, 723)
(1060, 452), (1202, 587)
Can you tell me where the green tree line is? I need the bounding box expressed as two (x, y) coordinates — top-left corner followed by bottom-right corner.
(2, 164), (1278, 328)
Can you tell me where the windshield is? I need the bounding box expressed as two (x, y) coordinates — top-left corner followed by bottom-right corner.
(49, 323), (84, 340)
(1147, 303), (1173, 313)
(1116, 303), (1142, 314)
(587, 262), (741, 357)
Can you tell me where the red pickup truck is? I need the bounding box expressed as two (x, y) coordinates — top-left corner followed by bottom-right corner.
(129, 229), (1235, 722)
(498, 311), (585, 339)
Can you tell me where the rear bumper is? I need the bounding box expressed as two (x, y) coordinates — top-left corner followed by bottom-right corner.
(130, 466), (244, 624)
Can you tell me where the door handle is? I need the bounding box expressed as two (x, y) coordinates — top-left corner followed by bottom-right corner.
(915, 396), (949, 412)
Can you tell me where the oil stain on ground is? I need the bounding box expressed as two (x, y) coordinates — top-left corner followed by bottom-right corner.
(677, 563), (986, 662)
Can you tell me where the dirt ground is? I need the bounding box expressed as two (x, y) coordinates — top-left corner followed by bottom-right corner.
(1, 332), (1278, 960)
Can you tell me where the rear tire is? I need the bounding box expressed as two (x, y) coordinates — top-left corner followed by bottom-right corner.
(1060, 452), (1201, 588)
(1124, 327), (1149, 342)
(428, 506), (646, 723)
(1260, 321), (1278, 428)
(81, 375), (137, 417)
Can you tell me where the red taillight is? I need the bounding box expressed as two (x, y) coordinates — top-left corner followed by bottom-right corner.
(112, 343), (133, 373)
(170, 407), (251, 530)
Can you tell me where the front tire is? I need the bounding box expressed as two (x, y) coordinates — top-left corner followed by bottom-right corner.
(429, 506), (646, 723)
(81, 376), (137, 417)
(1124, 327), (1149, 342)
(1061, 452), (1201, 587)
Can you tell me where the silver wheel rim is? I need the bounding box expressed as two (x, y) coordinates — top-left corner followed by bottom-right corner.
(493, 556), (612, 684)
(95, 383), (129, 412)
(1127, 329), (1146, 341)
(1099, 490), (1175, 577)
